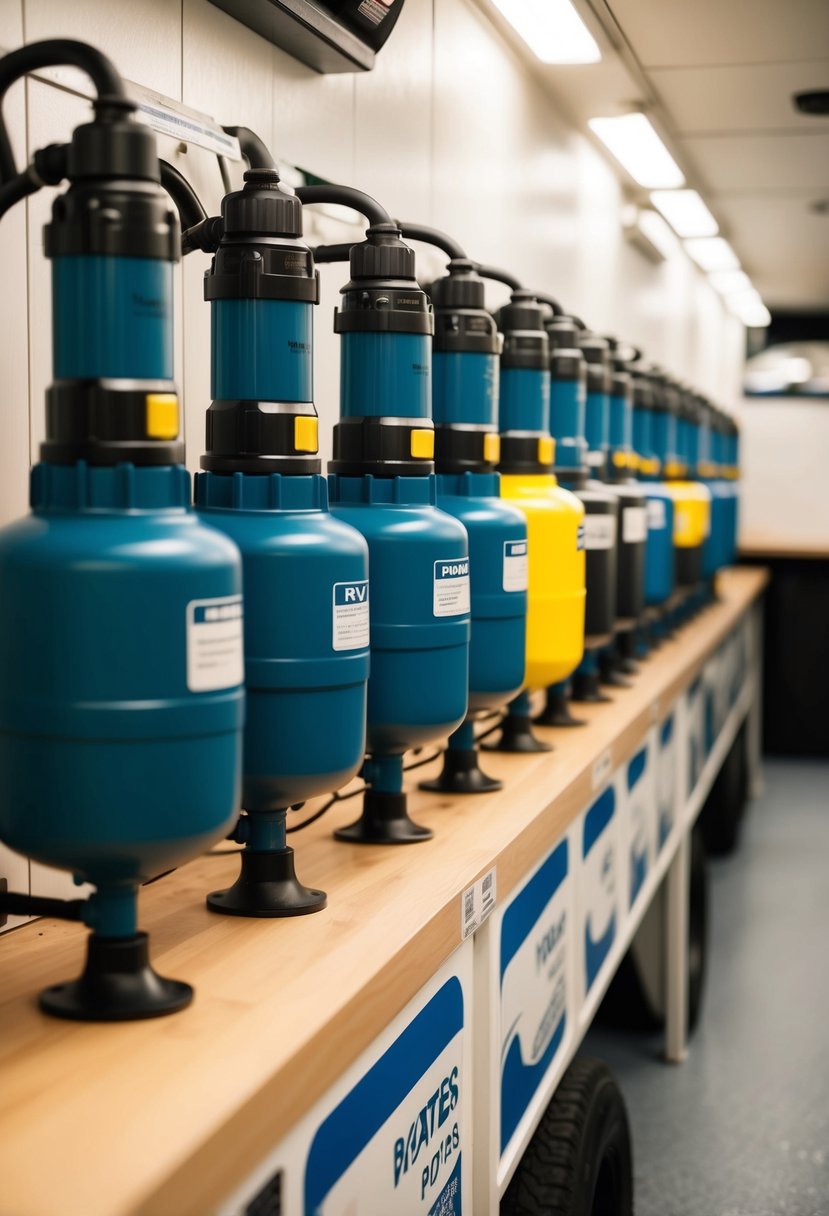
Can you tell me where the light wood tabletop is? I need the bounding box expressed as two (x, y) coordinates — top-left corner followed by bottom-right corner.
(0, 566), (769, 1216)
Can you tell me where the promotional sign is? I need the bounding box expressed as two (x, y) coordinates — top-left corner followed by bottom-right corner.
(498, 838), (571, 1159)
(621, 741), (657, 910)
(657, 712), (678, 851)
(580, 785), (620, 999)
(685, 676), (705, 797)
(219, 951), (473, 1216)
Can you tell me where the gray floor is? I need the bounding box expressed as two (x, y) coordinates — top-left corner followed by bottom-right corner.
(585, 759), (829, 1216)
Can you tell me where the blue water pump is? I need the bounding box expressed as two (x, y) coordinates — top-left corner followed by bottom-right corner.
(314, 209), (470, 843)
(188, 146), (370, 914)
(393, 226), (527, 794)
(699, 396), (731, 590)
(539, 303), (619, 726)
(631, 365), (676, 632)
(0, 41), (244, 1020)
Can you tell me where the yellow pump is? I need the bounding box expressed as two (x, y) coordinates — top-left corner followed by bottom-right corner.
(483, 285), (586, 753)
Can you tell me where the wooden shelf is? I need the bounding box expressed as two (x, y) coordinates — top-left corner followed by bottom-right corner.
(0, 566), (768, 1216)
(740, 534), (829, 560)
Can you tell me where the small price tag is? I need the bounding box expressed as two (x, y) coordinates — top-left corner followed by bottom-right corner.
(592, 747), (612, 792)
(461, 867), (497, 939)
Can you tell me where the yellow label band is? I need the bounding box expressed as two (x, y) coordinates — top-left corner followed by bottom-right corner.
(294, 415), (319, 453)
(537, 436), (554, 465)
(145, 393), (179, 440)
(410, 428), (435, 459)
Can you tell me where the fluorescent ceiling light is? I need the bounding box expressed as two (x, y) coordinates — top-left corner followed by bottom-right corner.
(634, 207), (679, 260)
(684, 237), (740, 272)
(490, 0), (601, 63)
(708, 269), (752, 296)
(650, 189), (718, 237)
(727, 289), (771, 328)
(588, 114), (685, 188)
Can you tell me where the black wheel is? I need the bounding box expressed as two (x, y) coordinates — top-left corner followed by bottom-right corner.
(500, 1056), (633, 1216)
(596, 825), (708, 1035)
(699, 722), (748, 857)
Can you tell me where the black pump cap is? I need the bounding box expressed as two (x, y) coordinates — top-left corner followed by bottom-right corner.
(431, 261), (498, 356)
(498, 289), (547, 335)
(430, 260), (486, 310)
(221, 168), (303, 238)
(546, 315), (582, 351)
(66, 97), (158, 183)
(348, 224), (416, 281)
(580, 333), (611, 394)
(632, 374), (652, 409)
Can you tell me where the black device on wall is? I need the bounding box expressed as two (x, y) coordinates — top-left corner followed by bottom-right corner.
(209, 0), (405, 72)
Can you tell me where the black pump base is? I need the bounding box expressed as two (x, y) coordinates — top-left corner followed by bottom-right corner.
(207, 847), (326, 917)
(535, 688), (586, 728)
(483, 712), (552, 753)
(420, 747), (502, 795)
(335, 789), (433, 845)
(616, 630), (640, 674)
(39, 932), (192, 1022)
(599, 654), (632, 689)
(571, 669), (613, 704)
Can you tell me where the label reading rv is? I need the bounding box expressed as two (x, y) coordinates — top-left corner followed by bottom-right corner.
(186, 596), (243, 692)
(623, 506), (648, 544)
(434, 559), (471, 617)
(582, 514), (617, 550)
(502, 540), (528, 592)
(332, 581), (370, 651)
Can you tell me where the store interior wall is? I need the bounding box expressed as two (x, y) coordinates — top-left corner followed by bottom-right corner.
(0, 0), (751, 899)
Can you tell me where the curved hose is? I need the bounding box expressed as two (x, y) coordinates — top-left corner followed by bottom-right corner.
(295, 183), (392, 228)
(0, 39), (126, 181)
(311, 242), (357, 263)
(396, 221), (467, 261)
(0, 164), (41, 220)
(532, 291), (564, 317)
(475, 263), (523, 292)
(159, 160), (207, 231)
(222, 125), (276, 171)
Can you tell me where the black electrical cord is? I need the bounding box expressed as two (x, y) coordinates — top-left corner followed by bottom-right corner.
(222, 125), (276, 171)
(159, 160), (207, 231)
(295, 183), (393, 228)
(217, 154), (233, 194)
(0, 39), (126, 182)
(0, 164), (40, 219)
(475, 264), (523, 292)
(396, 222), (467, 261)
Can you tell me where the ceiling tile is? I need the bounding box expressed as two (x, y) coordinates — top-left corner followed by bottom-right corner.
(685, 133), (829, 193)
(715, 194), (829, 307)
(605, 0), (829, 67)
(649, 61), (829, 134)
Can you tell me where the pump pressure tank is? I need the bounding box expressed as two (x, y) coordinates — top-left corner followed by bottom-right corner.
(632, 368), (675, 613)
(494, 291), (585, 750)
(417, 256), (526, 793)
(540, 313), (617, 725)
(194, 169), (369, 914)
(0, 71), (244, 1020)
(658, 377), (711, 593)
(328, 227), (470, 842)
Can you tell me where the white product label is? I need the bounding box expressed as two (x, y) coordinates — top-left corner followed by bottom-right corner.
(461, 867), (497, 939)
(186, 596), (243, 692)
(592, 747), (612, 791)
(647, 498), (667, 530)
(502, 540), (528, 592)
(358, 0), (391, 23)
(332, 581), (370, 652)
(582, 513), (617, 551)
(434, 558), (471, 617)
(136, 101), (241, 159)
(622, 505), (648, 544)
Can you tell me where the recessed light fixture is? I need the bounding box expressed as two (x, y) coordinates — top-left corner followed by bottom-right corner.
(709, 269), (752, 295)
(728, 289), (771, 328)
(490, 0), (601, 64)
(588, 114), (685, 188)
(650, 189), (718, 238)
(684, 237), (740, 272)
(623, 206), (679, 261)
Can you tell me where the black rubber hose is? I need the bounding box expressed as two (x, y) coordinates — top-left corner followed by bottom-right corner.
(0, 164), (40, 219)
(475, 263), (523, 291)
(222, 125), (276, 171)
(0, 890), (86, 921)
(0, 39), (126, 181)
(396, 221), (467, 261)
(311, 241), (357, 263)
(159, 160), (207, 231)
(532, 291), (564, 316)
(295, 183), (392, 228)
